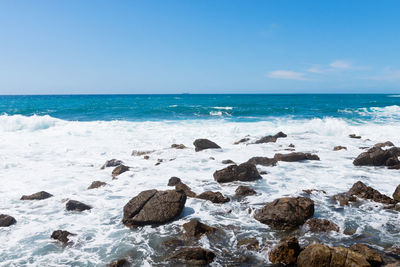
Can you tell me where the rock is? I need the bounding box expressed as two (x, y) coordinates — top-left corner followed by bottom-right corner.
(246, 156), (277, 166)
(303, 189), (326, 195)
(237, 238), (259, 251)
(353, 146), (400, 167)
(101, 159), (123, 169)
(349, 134), (362, 139)
(193, 139), (221, 152)
(106, 259), (129, 267)
(162, 238), (185, 249)
(88, 181), (107, 190)
(209, 157), (215, 160)
(234, 137), (250, 145)
(143, 155), (150, 160)
(197, 191), (230, 204)
(297, 244), (371, 267)
(332, 193), (357, 206)
(222, 159), (235, 164)
(213, 163), (262, 183)
(274, 152), (320, 162)
(0, 214), (16, 227)
(334, 146), (347, 151)
(254, 131), (287, 144)
(183, 219), (216, 238)
(66, 200), (92, 212)
(20, 191), (53, 200)
(155, 159), (163, 166)
(171, 144), (186, 149)
(259, 171), (268, 175)
(112, 165), (130, 178)
(51, 230), (75, 244)
(374, 141), (394, 148)
(350, 244), (383, 267)
(305, 218), (339, 232)
(122, 189), (186, 227)
(254, 197), (314, 230)
(348, 181), (394, 204)
(269, 236), (301, 265)
(168, 247), (215, 265)
(175, 182), (197, 198)
(168, 177), (182, 186)
(131, 150), (153, 156)
(235, 186), (256, 197)
(289, 143), (295, 148)
(393, 185), (400, 202)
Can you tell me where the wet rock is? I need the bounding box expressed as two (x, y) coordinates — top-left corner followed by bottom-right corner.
(171, 144), (186, 149)
(374, 141), (394, 148)
(237, 238), (259, 251)
(348, 181), (394, 204)
(213, 163), (262, 183)
(297, 244), (370, 267)
(393, 185), (400, 202)
(234, 137), (250, 145)
(131, 150), (153, 156)
(122, 189), (186, 227)
(254, 197), (314, 230)
(183, 219), (216, 238)
(162, 238), (185, 249)
(353, 146), (400, 167)
(66, 200), (92, 212)
(209, 157), (215, 160)
(305, 218), (339, 232)
(0, 214), (16, 227)
(350, 244), (383, 267)
(106, 259), (130, 267)
(101, 159), (123, 169)
(289, 143), (295, 148)
(259, 170), (268, 175)
(168, 247), (215, 265)
(51, 230), (75, 244)
(303, 189), (326, 195)
(193, 139), (221, 152)
(175, 182), (197, 198)
(246, 156), (277, 166)
(274, 152), (320, 162)
(334, 146), (347, 151)
(254, 131), (287, 144)
(21, 191), (53, 200)
(222, 159), (235, 164)
(168, 177), (182, 186)
(332, 193), (357, 206)
(235, 185), (256, 197)
(143, 155), (150, 160)
(349, 134), (362, 139)
(155, 159), (163, 166)
(112, 165), (130, 178)
(197, 191), (230, 204)
(87, 181), (107, 190)
(269, 236), (301, 265)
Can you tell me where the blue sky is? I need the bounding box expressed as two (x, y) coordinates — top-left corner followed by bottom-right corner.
(0, 0), (399, 94)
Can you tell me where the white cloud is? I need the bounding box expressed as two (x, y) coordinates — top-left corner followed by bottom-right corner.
(267, 70), (308, 80)
(306, 66), (326, 74)
(329, 60), (352, 70)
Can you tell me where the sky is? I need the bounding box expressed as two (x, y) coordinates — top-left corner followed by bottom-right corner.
(0, 0), (400, 94)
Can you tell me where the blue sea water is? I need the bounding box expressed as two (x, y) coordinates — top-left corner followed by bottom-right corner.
(0, 94), (400, 122)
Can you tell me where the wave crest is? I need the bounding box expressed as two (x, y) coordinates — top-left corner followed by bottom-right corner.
(0, 114), (62, 132)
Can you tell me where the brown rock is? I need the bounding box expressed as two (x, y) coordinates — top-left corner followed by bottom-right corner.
(106, 259), (130, 267)
(305, 218), (339, 232)
(289, 143), (295, 148)
(221, 159), (235, 164)
(101, 159), (123, 169)
(66, 200), (92, 212)
(51, 230), (75, 244)
(162, 238), (184, 249)
(334, 146), (347, 151)
(234, 137), (250, 145)
(235, 186), (256, 197)
(374, 141), (394, 148)
(332, 193), (357, 206)
(197, 191), (230, 204)
(393, 185), (400, 202)
(183, 219), (216, 238)
(21, 191), (53, 200)
(353, 146), (400, 167)
(131, 150), (153, 156)
(350, 244), (383, 267)
(175, 182), (197, 198)
(303, 189), (326, 195)
(246, 156), (277, 166)
(237, 238), (259, 251)
(213, 163), (262, 183)
(349, 134), (362, 139)
(0, 214), (16, 227)
(171, 144), (186, 149)
(348, 181), (394, 204)
(193, 139), (221, 152)
(274, 152), (320, 162)
(254, 131), (287, 144)
(269, 236), (301, 265)
(87, 181), (107, 190)
(168, 177), (181, 186)
(168, 247), (215, 265)
(112, 165), (130, 178)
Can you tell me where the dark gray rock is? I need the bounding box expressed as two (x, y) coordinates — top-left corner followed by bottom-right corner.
(197, 191), (230, 204)
(213, 163), (262, 183)
(274, 152), (320, 162)
(254, 131), (287, 144)
(51, 230), (75, 244)
(21, 191), (53, 200)
(101, 159), (123, 169)
(348, 181), (394, 204)
(221, 159), (235, 164)
(183, 219), (216, 238)
(112, 165), (130, 178)
(235, 185), (257, 197)
(353, 146), (400, 167)
(66, 200), (92, 212)
(168, 177), (182, 186)
(168, 247), (215, 265)
(246, 156), (277, 166)
(171, 144), (186, 149)
(193, 139), (221, 152)
(0, 214), (16, 227)
(87, 181), (107, 190)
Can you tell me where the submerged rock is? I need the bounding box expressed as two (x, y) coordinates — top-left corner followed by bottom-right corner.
(171, 144), (186, 149)
(353, 146), (400, 167)
(183, 219), (216, 238)
(393, 185), (400, 202)
(51, 230), (75, 244)
(269, 236), (301, 265)
(167, 176), (182, 186)
(254, 131), (287, 144)
(106, 259), (130, 267)
(237, 238), (259, 251)
(349, 134), (362, 139)
(131, 150), (153, 156)
(350, 244), (383, 267)
(122, 189), (186, 228)
(246, 156), (277, 166)
(168, 247), (215, 265)
(235, 185), (257, 197)
(0, 214), (16, 227)
(213, 163), (262, 183)
(274, 152), (320, 162)
(87, 181), (107, 190)
(66, 200), (92, 212)
(305, 218), (339, 232)
(303, 189), (326, 195)
(348, 181), (394, 204)
(331, 193), (357, 206)
(254, 197), (314, 230)
(334, 146), (347, 151)
(193, 139), (221, 152)
(21, 191), (53, 200)
(197, 191), (230, 204)
(101, 159), (123, 169)
(234, 137), (250, 145)
(112, 165), (130, 178)
(162, 238), (185, 249)
(221, 159), (235, 164)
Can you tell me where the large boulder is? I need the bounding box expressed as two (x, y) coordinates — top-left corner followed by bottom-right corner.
(0, 214), (16, 227)
(66, 200), (92, 212)
(274, 152), (320, 162)
(350, 244), (383, 267)
(246, 156), (277, 166)
(254, 132), (287, 144)
(348, 181), (394, 204)
(168, 247), (215, 265)
(122, 189), (186, 227)
(353, 147), (400, 167)
(87, 181), (107, 190)
(51, 230), (75, 244)
(254, 197), (314, 230)
(193, 139), (221, 152)
(393, 185), (400, 202)
(183, 219), (216, 238)
(101, 159), (123, 169)
(297, 244), (371, 267)
(112, 165), (130, 178)
(269, 236), (301, 265)
(305, 218), (339, 232)
(213, 163), (262, 183)
(235, 185), (257, 197)
(21, 191), (53, 200)
(197, 191), (230, 204)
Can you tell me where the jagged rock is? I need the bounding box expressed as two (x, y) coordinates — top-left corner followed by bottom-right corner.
(303, 189), (326, 195)
(222, 159), (235, 164)
(297, 244), (370, 267)
(332, 193), (358, 206)
(112, 165), (130, 178)
(51, 230), (75, 244)
(168, 177), (182, 186)
(197, 191), (230, 204)
(353, 146), (400, 167)
(246, 156), (277, 166)
(269, 236), (301, 265)
(334, 146), (347, 151)
(66, 200), (92, 211)
(131, 150), (153, 156)
(348, 181), (394, 204)
(305, 218), (339, 232)
(393, 185), (400, 202)
(175, 182), (197, 198)
(0, 214), (16, 227)
(235, 186), (256, 197)
(106, 259), (129, 267)
(168, 247), (215, 265)
(101, 159), (123, 169)
(374, 141), (394, 148)
(349, 134), (362, 139)
(171, 144), (186, 149)
(122, 189), (186, 227)
(183, 219), (216, 238)
(87, 181), (107, 190)
(350, 244), (383, 267)
(234, 137), (250, 145)
(237, 238), (259, 251)
(213, 163), (262, 183)
(274, 152), (320, 162)
(193, 139), (221, 152)
(254, 131), (287, 144)
(254, 197), (314, 230)
(21, 191), (53, 200)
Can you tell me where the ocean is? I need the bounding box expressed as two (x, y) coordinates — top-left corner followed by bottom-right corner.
(0, 94), (399, 266)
